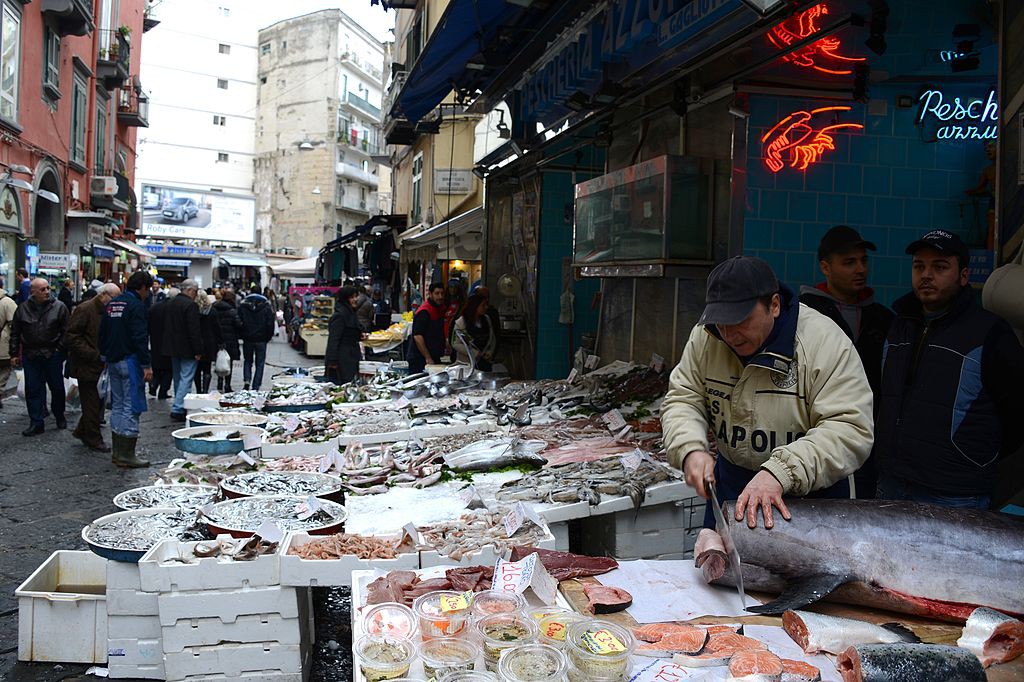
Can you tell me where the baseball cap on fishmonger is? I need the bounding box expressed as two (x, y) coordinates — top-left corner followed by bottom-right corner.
(698, 256), (780, 326)
(905, 229), (969, 263)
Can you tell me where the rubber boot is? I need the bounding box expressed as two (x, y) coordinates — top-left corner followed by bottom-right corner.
(113, 434), (150, 468)
(110, 432), (123, 465)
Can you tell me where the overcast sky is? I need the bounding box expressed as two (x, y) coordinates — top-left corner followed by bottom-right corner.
(253, 1), (396, 43)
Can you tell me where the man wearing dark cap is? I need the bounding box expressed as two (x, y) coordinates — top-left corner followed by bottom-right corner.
(800, 225), (894, 498)
(874, 230), (1024, 508)
(662, 256), (873, 528)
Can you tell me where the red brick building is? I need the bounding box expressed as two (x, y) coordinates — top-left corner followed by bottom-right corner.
(0, 0), (153, 294)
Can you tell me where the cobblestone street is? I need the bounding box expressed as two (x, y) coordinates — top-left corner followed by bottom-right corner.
(0, 336), (316, 681)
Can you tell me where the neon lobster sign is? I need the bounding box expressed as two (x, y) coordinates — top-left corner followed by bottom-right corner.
(761, 106), (864, 173)
(767, 3), (866, 75)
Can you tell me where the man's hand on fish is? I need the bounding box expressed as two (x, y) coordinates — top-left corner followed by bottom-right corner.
(683, 449), (715, 498)
(735, 470), (791, 529)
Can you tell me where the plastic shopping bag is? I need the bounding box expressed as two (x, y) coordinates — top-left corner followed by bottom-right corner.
(65, 377), (81, 411)
(15, 368), (23, 400)
(215, 349), (231, 377)
(97, 368), (109, 403)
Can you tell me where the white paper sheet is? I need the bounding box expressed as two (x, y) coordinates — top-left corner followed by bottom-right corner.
(597, 560), (760, 622)
(630, 659), (726, 681)
(743, 625), (841, 682)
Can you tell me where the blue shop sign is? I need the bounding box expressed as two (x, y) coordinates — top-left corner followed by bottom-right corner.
(145, 244), (217, 258)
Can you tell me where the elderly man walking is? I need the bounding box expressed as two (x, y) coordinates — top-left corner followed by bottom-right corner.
(66, 283), (120, 452)
(100, 271), (153, 468)
(165, 279), (202, 421)
(10, 278), (70, 436)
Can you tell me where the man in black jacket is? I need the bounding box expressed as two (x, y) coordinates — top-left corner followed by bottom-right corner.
(799, 225), (894, 498)
(164, 280), (202, 421)
(238, 291), (275, 390)
(874, 230), (1024, 508)
(147, 289), (176, 399)
(100, 270), (153, 467)
(10, 278), (69, 436)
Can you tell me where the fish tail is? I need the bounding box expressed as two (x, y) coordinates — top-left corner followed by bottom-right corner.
(880, 622), (921, 643)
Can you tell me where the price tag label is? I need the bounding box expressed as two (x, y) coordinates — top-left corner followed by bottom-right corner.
(295, 495), (321, 521)
(330, 447), (345, 471)
(395, 396), (410, 410)
(400, 522), (421, 548)
(620, 448), (643, 471)
(284, 416), (301, 431)
(542, 619), (570, 642)
(585, 354), (600, 370)
(439, 591), (472, 613)
(237, 449), (256, 466)
(492, 553), (557, 605)
(318, 455), (332, 473)
(459, 485), (486, 510)
(502, 502), (543, 537)
(242, 433), (262, 451)
(603, 409), (627, 432)
(566, 368), (578, 384)
(614, 424), (632, 442)
(254, 520), (283, 544)
(650, 352), (665, 373)
(528, 557), (558, 605)
(581, 628), (627, 654)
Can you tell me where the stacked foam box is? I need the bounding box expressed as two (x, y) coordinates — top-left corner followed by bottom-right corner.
(579, 497), (706, 560)
(106, 560), (164, 680)
(139, 538), (313, 682)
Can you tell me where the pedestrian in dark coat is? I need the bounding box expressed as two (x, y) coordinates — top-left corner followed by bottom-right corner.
(194, 291), (223, 393)
(325, 286), (363, 385)
(213, 290), (242, 391)
(58, 278), (75, 310)
(163, 280), (202, 420)
(66, 284), (119, 452)
(147, 289), (176, 399)
(10, 278), (70, 435)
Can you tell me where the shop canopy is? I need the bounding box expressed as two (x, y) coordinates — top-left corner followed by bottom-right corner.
(220, 254), (268, 268)
(106, 237), (152, 262)
(270, 256), (318, 278)
(402, 206), (483, 261)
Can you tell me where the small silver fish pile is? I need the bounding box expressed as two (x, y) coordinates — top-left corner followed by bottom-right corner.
(261, 455), (326, 473)
(221, 471), (343, 497)
(327, 381), (389, 404)
(418, 510), (547, 561)
(343, 411), (408, 436)
(496, 457), (675, 509)
(266, 383), (332, 406)
(85, 510), (204, 551)
(204, 496), (347, 533)
(340, 442), (444, 495)
(114, 485), (219, 511)
(264, 411), (345, 444)
(219, 389), (267, 406)
(157, 453), (256, 486)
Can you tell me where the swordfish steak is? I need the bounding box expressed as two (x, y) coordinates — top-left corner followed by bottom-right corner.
(699, 499), (1024, 622)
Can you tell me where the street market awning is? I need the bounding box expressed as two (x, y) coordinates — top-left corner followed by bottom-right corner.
(220, 254), (268, 267)
(270, 256), (318, 278)
(67, 210), (117, 224)
(106, 237), (152, 261)
(403, 206), (484, 261)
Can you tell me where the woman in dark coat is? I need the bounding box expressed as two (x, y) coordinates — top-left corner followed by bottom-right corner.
(212, 290), (243, 391)
(194, 291), (223, 393)
(325, 286), (363, 385)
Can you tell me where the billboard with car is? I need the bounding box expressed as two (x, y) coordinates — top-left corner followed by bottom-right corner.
(138, 184), (255, 243)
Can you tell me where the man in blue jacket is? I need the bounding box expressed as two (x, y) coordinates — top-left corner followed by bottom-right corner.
(874, 230), (1024, 508)
(99, 270), (154, 468)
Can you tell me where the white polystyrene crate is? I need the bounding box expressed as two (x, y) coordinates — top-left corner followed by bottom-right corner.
(106, 587), (159, 617)
(162, 613), (304, 653)
(537, 500), (592, 524)
(106, 559), (143, 591)
(107, 635), (162, 666)
(548, 521), (571, 552)
(411, 419), (498, 440)
(279, 532), (420, 588)
(107, 614), (162, 639)
(139, 538), (281, 593)
(163, 641), (309, 681)
(157, 585), (301, 627)
(418, 520), (557, 568)
(108, 660), (166, 680)
(184, 394), (221, 410)
(336, 428), (413, 446)
(16, 551), (108, 664)
(260, 438), (339, 459)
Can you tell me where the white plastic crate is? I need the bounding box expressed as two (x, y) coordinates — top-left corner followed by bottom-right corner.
(279, 531), (420, 588)
(336, 428), (413, 446)
(158, 585), (301, 627)
(139, 538), (281, 593)
(108, 614), (162, 639)
(107, 587), (160, 617)
(107, 635), (162, 666)
(164, 641), (310, 681)
(418, 520), (557, 568)
(109, 660), (166, 680)
(106, 559), (142, 591)
(16, 550), (108, 664)
(162, 589), (310, 653)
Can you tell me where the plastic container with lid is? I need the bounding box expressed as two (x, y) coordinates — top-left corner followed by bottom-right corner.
(497, 643), (569, 681)
(413, 590), (474, 641)
(475, 611), (539, 672)
(526, 606), (565, 623)
(564, 620), (635, 681)
(355, 634), (415, 681)
(470, 590), (526, 619)
(363, 602), (418, 640)
(438, 672), (499, 681)
(537, 612), (587, 650)
(419, 637), (481, 680)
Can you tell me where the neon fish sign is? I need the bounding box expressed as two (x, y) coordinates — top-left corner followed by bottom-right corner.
(917, 89), (998, 140)
(761, 106), (864, 173)
(767, 3), (866, 76)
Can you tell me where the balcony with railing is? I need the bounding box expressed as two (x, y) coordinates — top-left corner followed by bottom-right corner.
(97, 29), (131, 89)
(117, 87), (149, 127)
(337, 128), (381, 156)
(341, 91), (381, 120)
(340, 51), (383, 82)
(335, 188), (378, 215)
(336, 162), (379, 188)
(143, 2), (160, 32)
(41, 0), (94, 37)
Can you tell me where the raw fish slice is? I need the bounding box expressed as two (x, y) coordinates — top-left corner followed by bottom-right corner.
(635, 627), (709, 657)
(633, 622), (706, 643)
(695, 528), (729, 582)
(727, 649), (784, 681)
(956, 606), (1024, 667)
(782, 609), (919, 654)
(780, 659), (821, 682)
(583, 583), (633, 614)
(673, 632), (767, 667)
(837, 643), (986, 682)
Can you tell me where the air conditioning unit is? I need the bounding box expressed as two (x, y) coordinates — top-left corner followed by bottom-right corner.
(91, 176), (118, 196)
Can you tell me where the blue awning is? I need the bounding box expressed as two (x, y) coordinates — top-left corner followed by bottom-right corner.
(395, 0), (520, 123)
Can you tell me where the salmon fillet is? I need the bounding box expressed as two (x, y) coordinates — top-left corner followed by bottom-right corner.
(673, 631), (767, 667)
(636, 626), (709, 657)
(728, 649), (784, 680)
(780, 658), (821, 681)
(633, 622), (706, 643)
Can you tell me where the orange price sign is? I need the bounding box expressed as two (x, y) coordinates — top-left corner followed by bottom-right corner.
(543, 620), (568, 642)
(581, 628), (626, 654)
(439, 591), (472, 613)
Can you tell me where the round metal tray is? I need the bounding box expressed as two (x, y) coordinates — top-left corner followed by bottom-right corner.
(113, 484), (219, 511)
(187, 412), (270, 429)
(172, 425), (266, 455)
(202, 495), (348, 538)
(220, 471), (344, 502)
(82, 508), (200, 563)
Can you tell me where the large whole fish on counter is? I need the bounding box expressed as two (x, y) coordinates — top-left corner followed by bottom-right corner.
(696, 499), (1024, 621)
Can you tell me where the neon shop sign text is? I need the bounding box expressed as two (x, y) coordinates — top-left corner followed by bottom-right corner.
(917, 89), (998, 140)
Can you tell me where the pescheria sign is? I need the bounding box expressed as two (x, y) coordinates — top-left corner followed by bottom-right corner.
(917, 89), (998, 140)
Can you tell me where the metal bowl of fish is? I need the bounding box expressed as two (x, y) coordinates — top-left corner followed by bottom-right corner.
(113, 484), (220, 511)
(82, 508), (207, 562)
(220, 471), (345, 502)
(172, 425), (267, 455)
(202, 495), (348, 538)
(186, 411), (270, 429)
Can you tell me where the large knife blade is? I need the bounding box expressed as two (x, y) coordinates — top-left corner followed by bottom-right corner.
(705, 478), (747, 609)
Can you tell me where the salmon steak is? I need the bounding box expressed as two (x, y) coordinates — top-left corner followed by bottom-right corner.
(633, 622), (706, 643)
(673, 632), (767, 667)
(956, 606), (1024, 667)
(727, 649), (784, 681)
(635, 626), (709, 657)
(780, 658), (821, 682)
